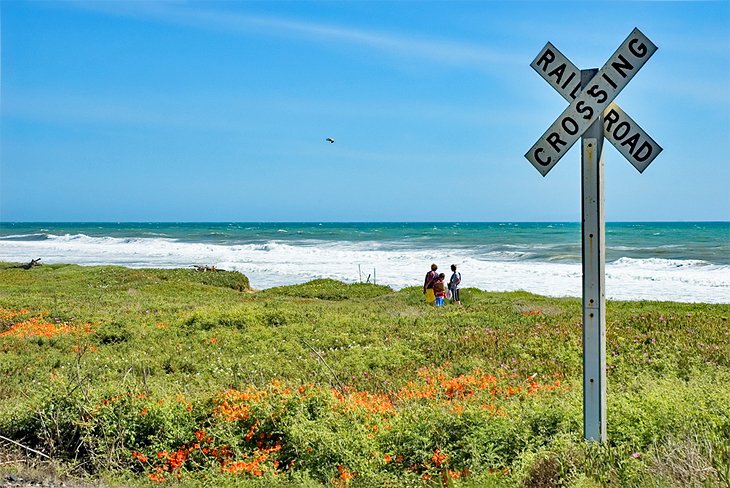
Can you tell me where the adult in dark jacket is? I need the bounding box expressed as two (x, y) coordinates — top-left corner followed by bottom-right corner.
(423, 263), (438, 305)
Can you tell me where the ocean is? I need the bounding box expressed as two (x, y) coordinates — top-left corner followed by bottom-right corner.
(1, 222), (728, 303)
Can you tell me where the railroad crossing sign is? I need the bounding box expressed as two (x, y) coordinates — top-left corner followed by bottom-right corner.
(526, 28), (661, 176)
(524, 28), (661, 443)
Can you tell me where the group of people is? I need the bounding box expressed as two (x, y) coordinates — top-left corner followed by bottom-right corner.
(423, 263), (461, 306)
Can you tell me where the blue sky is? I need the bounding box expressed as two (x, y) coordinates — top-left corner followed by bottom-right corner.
(1, 1), (728, 222)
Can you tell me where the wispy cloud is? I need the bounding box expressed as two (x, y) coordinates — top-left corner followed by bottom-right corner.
(67, 1), (520, 69)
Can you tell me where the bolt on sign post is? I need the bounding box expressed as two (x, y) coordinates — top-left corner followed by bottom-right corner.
(524, 28), (661, 442)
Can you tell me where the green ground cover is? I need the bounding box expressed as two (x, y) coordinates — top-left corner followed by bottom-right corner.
(0, 264), (728, 487)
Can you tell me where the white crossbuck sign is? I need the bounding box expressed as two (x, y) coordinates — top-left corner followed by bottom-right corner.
(525, 28), (662, 175)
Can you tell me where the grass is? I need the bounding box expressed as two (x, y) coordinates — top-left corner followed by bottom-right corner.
(0, 263), (728, 487)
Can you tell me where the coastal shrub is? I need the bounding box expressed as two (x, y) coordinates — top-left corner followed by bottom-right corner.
(94, 321), (132, 344)
(265, 279), (392, 301)
(645, 431), (724, 486)
(190, 269), (250, 292)
(516, 435), (585, 488)
(608, 373), (730, 448)
(1, 266), (729, 486)
(151, 268), (251, 292)
(266, 309), (289, 327)
(8, 390), (85, 461)
(1, 386), (202, 473)
(183, 307), (259, 331)
(161, 355), (198, 374)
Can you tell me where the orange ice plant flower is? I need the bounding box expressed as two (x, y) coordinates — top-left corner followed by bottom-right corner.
(0, 317), (72, 338)
(337, 464), (353, 481)
(431, 449), (447, 468)
(214, 387), (267, 421)
(132, 451), (148, 463)
(149, 472), (165, 483)
(0, 307), (30, 320)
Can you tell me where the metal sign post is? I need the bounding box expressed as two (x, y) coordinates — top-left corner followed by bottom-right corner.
(580, 68), (607, 442)
(524, 29), (660, 442)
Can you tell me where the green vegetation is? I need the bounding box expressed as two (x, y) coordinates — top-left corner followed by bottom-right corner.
(0, 263), (728, 487)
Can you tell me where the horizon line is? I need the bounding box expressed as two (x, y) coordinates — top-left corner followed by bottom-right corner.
(1, 220), (728, 225)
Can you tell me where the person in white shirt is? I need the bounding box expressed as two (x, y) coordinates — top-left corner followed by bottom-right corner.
(448, 264), (462, 305)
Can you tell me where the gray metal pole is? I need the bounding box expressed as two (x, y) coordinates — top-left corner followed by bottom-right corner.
(580, 68), (607, 442)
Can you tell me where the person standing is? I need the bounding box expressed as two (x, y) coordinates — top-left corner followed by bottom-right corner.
(434, 273), (447, 307)
(423, 263), (438, 305)
(448, 264), (462, 305)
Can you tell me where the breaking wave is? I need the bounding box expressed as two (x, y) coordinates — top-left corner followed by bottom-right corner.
(1, 233), (728, 303)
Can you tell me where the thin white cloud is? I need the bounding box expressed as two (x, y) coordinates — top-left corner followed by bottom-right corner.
(67, 1), (520, 69)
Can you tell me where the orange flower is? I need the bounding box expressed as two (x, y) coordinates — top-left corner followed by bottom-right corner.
(383, 454), (392, 463)
(132, 451), (148, 463)
(431, 449), (447, 468)
(221, 453), (267, 476)
(336, 390), (394, 415)
(214, 387), (266, 421)
(451, 404), (465, 415)
(0, 316), (72, 338)
(523, 310), (543, 316)
(149, 472), (165, 483)
(337, 464), (353, 481)
(0, 307), (30, 321)
(244, 422), (258, 442)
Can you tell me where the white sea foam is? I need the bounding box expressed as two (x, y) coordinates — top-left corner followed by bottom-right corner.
(1, 234), (728, 303)
(1, 233), (50, 240)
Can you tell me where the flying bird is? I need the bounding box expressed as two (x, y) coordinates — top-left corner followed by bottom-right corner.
(326, 137), (335, 144)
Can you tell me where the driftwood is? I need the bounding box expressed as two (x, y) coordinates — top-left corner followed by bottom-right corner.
(9, 258), (42, 270)
(192, 265), (224, 272)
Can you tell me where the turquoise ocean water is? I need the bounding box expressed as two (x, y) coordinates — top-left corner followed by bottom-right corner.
(1, 222), (728, 303)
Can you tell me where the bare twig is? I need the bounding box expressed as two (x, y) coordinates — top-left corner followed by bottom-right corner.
(0, 433), (52, 460)
(75, 346), (90, 402)
(300, 338), (346, 394)
(142, 366), (150, 395)
(122, 366), (133, 384)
